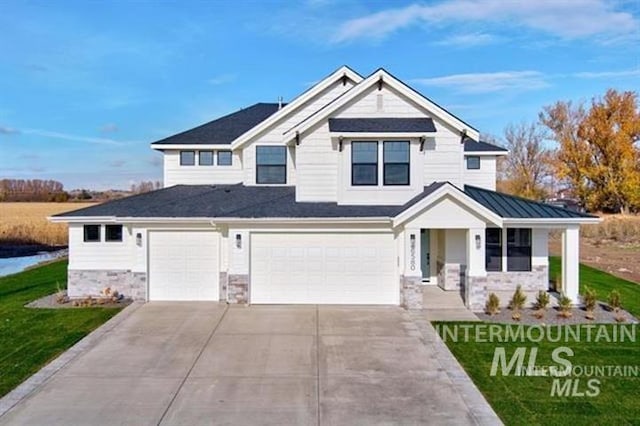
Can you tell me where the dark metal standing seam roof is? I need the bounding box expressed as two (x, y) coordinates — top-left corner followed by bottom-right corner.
(328, 118), (436, 133)
(151, 103), (283, 145)
(464, 185), (597, 219)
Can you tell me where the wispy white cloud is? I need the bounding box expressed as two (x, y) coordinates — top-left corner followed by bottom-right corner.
(21, 128), (133, 146)
(0, 126), (20, 135)
(207, 74), (236, 85)
(100, 123), (119, 133)
(433, 32), (499, 47)
(573, 69), (640, 79)
(333, 0), (638, 43)
(411, 71), (548, 94)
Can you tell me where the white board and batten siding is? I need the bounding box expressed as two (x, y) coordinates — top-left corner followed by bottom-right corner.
(250, 232), (398, 305)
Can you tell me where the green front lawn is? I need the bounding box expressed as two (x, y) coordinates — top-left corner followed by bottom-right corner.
(550, 256), (640, 317)
(437, 260), (640, 425)
(0, 260), (122, 397)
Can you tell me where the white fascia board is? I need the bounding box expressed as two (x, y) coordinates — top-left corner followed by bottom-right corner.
(284, 69), (480, 143)
(229, 66), (363, 150)
(464, 151), (509, 156)
(50, 216), (392, 225)
(330, 132), (436, 139)
(48, 216), (115, 224)
(150, 144), (234, 151)
(392, 184), (503, 228)
(502, 217), (602, 226)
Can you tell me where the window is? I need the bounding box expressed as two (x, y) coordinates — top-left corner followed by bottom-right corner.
(83, 225), (100, 242)
(485, 228), (502, 272)
(105, 225), (123, 242)
(218, 150), (232, 166)
(199, 151), (214, 166)
(351, 141), (378, 186)
(256, 146), (286, 184)
(383, 141), (410, 185)
(466, 156), (480, 170)
(507, 228), (532, 271)
(180, 151), (195, 166)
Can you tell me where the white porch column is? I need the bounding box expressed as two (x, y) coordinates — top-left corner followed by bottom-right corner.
(561, 225), (580, 302)
(466, 227), (486, 277)
(403, 227), (422, 278)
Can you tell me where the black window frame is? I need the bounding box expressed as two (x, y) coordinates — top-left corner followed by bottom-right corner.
(351, 141), (378, 186)
(383, 141), (410, 186)
(217, 150), (232, 166)
(105, 224), (123, 242)
(507, 228), (532, 272)
(180, 151), (195, 166)
(198, 150), (214, 166)
(485, 228), (502, 272)
(466, 156), (481, 170)
(83, 225), (101, 243)
(256, 146), (287, 184)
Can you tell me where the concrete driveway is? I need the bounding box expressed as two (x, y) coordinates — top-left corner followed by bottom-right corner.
(0, 303), (498, 425)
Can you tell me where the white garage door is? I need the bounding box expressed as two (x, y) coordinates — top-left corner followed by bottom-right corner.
(148, 231), (219, 301)
(251, 233), (397, 304)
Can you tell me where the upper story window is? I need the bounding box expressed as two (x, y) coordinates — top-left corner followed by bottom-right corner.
(199, 151), (214, 166)
(351, 141), (378, 186)
(218, 150), (232, 166)
(256, 146), (286, 184)
(466, 156), (480, 170)
(180, 151), (195, 166)
(83, 225), (100, 242)
(507, 228), (532, 272)
(383, 141), (410, 185)
(105, 225), (123, 242)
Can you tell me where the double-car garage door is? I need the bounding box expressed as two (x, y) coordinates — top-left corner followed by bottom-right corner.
(148, 231), (397, 304)
(251, 233), (397, 304)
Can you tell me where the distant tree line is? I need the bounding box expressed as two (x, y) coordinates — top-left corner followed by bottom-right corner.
(494, 88), (640, 214)
(0, 179), (69, 202)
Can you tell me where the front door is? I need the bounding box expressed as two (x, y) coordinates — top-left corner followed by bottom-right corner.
(420, 229), (430, 281)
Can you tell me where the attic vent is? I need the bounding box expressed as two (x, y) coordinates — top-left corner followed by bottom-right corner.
(376, 94), (383, 112)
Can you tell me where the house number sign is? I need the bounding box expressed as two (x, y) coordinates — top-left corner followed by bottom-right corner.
(409, 234), (416, 271)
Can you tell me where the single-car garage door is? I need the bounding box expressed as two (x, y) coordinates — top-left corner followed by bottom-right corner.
(148, 231), (219, 301)
(251, 233), (397, 304)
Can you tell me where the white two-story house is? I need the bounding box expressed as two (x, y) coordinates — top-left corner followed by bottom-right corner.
(52, 67), (598, 310)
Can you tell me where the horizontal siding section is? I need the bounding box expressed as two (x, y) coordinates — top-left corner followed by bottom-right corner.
(68, 224), (134, 270)
(296, 122), (338, 201)
(164, 150), (243, 187)
(463, 156), (496, 190)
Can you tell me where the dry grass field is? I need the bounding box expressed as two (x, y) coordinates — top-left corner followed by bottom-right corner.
(0, 202), (96, 246)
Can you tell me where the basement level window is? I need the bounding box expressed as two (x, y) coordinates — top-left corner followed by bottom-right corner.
(105, 225), (123, 242)
(83, 225), (100, 242)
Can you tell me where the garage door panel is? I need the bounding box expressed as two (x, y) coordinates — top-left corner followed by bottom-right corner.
(251, 233), (397, 305)
(149, 231), (219, 301)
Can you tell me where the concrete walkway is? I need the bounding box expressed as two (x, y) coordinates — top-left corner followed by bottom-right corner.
(0, 303), (500, 425)
(422, 286), (481, 321)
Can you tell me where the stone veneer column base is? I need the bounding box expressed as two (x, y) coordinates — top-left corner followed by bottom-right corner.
(465, 276), (488, 311)
(400, 275), (423, 309)
(438, 263), (465, 291)
(68, 270), (147, 301)
(228, 274), (249, 304)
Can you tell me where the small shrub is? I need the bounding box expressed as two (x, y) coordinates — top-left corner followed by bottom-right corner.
(558, 294), (573, 318)
(535, 290), (550, 310)
(54, 281), (68, 304)
(608, 290), (621, 312)
(583, 286), (597, 313)
(508, 285), (527, 311)
(485, 293), (500, 316)
(533, 309), (545, 319)
(512, 311), (522, 321)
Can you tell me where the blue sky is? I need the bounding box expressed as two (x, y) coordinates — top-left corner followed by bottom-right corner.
(0, 0), (638, 190)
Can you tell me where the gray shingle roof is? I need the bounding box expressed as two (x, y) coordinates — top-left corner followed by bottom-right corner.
(152, 103), (283, 146)
(55, 183), (446, 219)
(328, 118), (436, 133)
(463, 138), (508, 152)
(464, 185), (596, 219)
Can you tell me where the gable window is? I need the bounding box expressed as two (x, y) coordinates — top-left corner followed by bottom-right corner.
(199, 151), (214, 166)
(383, 141), (410, 185)
(256, 146), (286, 184)
(351, 141), (378, 186)
(83, 225), (100, 242)
(218, 150), (232, 166)
(105, 225), (123, 242)
(466, 156), (480, 170)
(180, 151), (195, 166)
(507, 228), (532, 271)
(485, 228), (502, 272)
